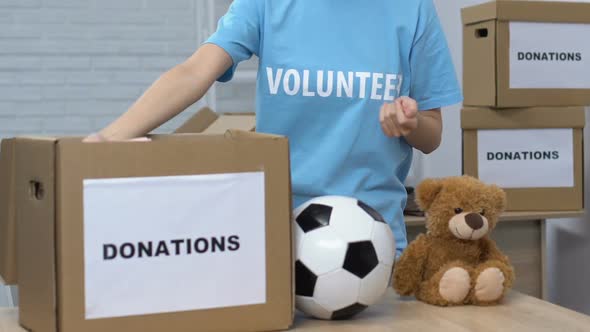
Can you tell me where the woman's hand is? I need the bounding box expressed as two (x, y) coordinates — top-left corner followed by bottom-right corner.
(83, 133), (151, 143)
(83, 133), (106, 143)
(379, 96), (443, 154)
(379, 96), (419, 138)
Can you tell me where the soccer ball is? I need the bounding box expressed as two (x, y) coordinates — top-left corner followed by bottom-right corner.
(293, 196), (396, 320)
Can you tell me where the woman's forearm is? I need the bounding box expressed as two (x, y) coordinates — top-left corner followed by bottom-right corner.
(404, 109), (442, 154)
(98, 44), (232, 140)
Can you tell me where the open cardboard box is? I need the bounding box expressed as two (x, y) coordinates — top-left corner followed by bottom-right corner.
(0, 109), (293, 332)
(0, 107), (257, 286)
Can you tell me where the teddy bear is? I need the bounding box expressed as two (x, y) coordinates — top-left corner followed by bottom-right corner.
(393, 175), (515, 306)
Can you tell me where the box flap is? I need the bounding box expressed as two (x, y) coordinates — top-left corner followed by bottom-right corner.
(0, 139), (17, 284)
(15, 137), (58, 332)
(461, 107), (586, 129)
(148, 130), (278, 144)
(174, 107), (219, 134)
(462, 1), (590, 25)
(224, 129), (282, 140)
(174, 107), (256, 134)
(0, 136), (57, 285)
(204, 114), (256, 135)
(15, 136), (59, 141)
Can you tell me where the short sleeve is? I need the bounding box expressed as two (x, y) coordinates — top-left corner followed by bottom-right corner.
(409, 0), (463, 111)
(204, 0), (262, 82)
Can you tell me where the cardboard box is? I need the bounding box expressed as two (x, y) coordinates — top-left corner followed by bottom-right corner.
(0, 108), (291, 331)
(5, 131), (293, 332)
(462, 106), (585, 211)
(0, 107), (257, 287)
(174, 107), (256, 134)
(462, 1), (590, 107)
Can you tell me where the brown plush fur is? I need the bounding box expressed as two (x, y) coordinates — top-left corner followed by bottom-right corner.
(393, 176), (515, 306)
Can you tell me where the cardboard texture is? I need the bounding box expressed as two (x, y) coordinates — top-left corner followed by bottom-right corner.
(462, 107), (585, 211)
(9, 132), (293, 332)
(462, 1), (590, 107)
(174, 107), (256, 134)
(0, 139), (17, 285)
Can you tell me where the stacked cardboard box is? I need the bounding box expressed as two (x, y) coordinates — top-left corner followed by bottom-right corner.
(461, 0), (589, 211)
(0, 109), (293, 332)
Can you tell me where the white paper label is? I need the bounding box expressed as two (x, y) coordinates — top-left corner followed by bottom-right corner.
(84, 172), (266, 319)
(509, 21), (590, 89)
(477, 129), (574, 188)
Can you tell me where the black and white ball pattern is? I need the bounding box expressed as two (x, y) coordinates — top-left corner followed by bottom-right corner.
(293, 196), (396, 320)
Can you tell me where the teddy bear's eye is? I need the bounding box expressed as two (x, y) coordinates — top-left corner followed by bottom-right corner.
(454, 208), (463, 214)
(481, 209), (486, 216)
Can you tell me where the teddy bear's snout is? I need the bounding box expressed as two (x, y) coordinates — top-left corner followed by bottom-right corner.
(448, 212), (489, 240)
(465, 213), (484, 230)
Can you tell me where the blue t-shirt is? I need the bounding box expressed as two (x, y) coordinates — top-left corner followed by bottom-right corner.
(206, 0), (462, 256)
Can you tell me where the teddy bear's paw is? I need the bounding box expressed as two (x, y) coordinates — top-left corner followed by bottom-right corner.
(438, 267), (471, 303)
(475, 267), (505, 302)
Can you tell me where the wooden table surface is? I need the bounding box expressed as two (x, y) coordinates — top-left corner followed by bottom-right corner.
(0, 290), (589, 332)
(292, 290), (590, 332)
(0, 309), (19, 332)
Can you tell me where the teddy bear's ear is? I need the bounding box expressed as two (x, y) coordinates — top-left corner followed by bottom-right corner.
(415, 178), (444, 212)
(488, 184), (507, 214)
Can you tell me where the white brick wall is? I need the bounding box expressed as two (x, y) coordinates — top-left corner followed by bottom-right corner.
(0, 0), (258, 139)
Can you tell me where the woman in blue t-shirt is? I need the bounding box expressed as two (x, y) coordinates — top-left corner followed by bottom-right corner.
(86, 0), (463, 257)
